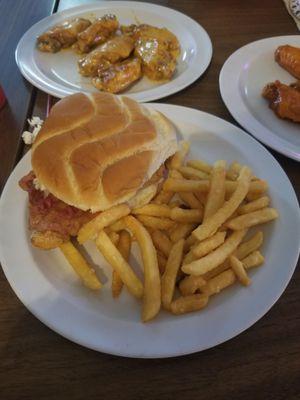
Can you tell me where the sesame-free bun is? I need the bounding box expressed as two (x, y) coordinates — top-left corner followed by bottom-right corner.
(31, 92), (177, 212)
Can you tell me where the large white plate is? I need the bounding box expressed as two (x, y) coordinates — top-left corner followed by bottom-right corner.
(0, 104), (299, 358)
(219, 36), (300, 161)
(15, 1), (212, 102)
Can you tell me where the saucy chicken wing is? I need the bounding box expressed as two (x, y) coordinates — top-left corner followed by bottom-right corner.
(122, 24), (180, 81)
(37, 18), (91, 53)
(92, 57), (142, 93)
(78, 35), (135, 77)
(275, 45), (300, 80)
(262, 80), (300, 123)
(74, 14), (119, 53)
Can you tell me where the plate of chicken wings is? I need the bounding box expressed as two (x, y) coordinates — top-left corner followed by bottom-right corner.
(15, 1), (212, 102)
(219, 36), (300, 161)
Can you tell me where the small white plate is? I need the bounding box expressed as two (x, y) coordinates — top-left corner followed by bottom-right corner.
(219, 36), (300, 161)
(15, 1), (212, 102)
(1, 104), (299, 358)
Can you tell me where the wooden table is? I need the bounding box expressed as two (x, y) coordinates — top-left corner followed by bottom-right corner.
(0, 1), (299, 398)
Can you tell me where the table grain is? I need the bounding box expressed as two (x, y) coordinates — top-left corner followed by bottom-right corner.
(0, 1), (299, 399)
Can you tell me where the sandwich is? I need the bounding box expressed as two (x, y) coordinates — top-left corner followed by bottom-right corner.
(19, 92), (177, 249)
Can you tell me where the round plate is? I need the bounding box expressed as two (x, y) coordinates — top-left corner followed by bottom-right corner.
(0, 104), (299, 358)
(15, 1), (212, 102)
(219, 36), (300, 161)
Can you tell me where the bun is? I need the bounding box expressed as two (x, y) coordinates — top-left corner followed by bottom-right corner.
(31, 92), (177, 212)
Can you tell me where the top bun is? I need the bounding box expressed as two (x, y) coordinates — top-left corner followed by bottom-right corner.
(31, 92), (177, 212)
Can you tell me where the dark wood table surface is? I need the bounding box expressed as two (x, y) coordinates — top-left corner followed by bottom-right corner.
(0, 0), (299, 399)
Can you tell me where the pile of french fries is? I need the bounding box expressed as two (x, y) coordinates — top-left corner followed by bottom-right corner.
(58, 141), (279, 322)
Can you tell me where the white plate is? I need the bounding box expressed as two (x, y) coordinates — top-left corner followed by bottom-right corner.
(0, 104), (299, 358)
(219, 36), (300, 161)
(15, 1), (212, 102)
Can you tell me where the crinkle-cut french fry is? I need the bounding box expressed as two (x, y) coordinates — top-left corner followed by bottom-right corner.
(201, 270), (236, 296)
(235, 231), (263, 260)
(203, 160), (226, 221)
(192, 167), (252, 241)
(178, 166), (209, 180)
(187, 159), (212, 174)
(183, 229), (247, 276)
(112, 230), (131, 298)
(59, 241), (102, 290)
(179, 275), (207, 296)
(95, 230), (143, 299)
(170, 223), (197, 243)
(229, 255), (251, 286)
(157, 252), (167, 274)
(153, 190), (174, 205)
(192, 231), (226, 258)
(137, 215), (175, 230)
(78, 204), (130, 243)
(169, 141), (190, 169)
(242, 251), (264, 269)
(170, 294), (209, 315)
(237, 196), (270, 215)
(124, 216), (161, 322)
(151, 230), (172, 258)
(132, 204), (171, 218)
(170, 207), (203, 223)
(161, 239), (185, 310)
(178, 192), (203, 209)
(226, 208), (279, 230)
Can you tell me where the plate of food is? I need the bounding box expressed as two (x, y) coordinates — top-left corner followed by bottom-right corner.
(15, 1), (212, 102)
(0, 92), (299, 358)
(219, 36), (300, 161)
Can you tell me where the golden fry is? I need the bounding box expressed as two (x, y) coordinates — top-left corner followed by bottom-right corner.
(235, 231), (263, 260)
(124, 216), (161, 322)
(112, 230), (131, 298)
(183, 234), (198, 252)
(170, 294), (209, 315)
(178, 166), (209, 180)
(170, 223), (197, 243)
(157, 252), (167, 274)
(179, 275), (206, 296)
(242, 251), (264, 269)
(201, 270), (236, 296)
(187, 159), (212, 174)
(178, 192), (203, 209)
(78, 204), (130, 243)
(192, 231), (226, 258)
(161, 239), (185, 310)
(95, 230), (143, 299)
(152, 190), (174, 205)
(31, 230), (64, 249)
(107, 231), (120, 245)
(170, 207), (203, 223)
(183, 229), (247, 276)
(229, 255), (251, 286)
(192, 166), (252, 241)
(169, 141), (190, 169)
(59, 241), (102, 290)
(137, 215), (175, 230)
(237, 196), (270, 215)
(107, 218), (127, 232)
(132, 204), (171, 218)
(226, 208), (279, 230)
(151, 230), (173, 258)
(203, 160), (226, 221)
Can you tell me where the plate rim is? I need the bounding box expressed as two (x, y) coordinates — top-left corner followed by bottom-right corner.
(15, 0), (212, 102)
(219, 35), (300, 162)
(1, 103), (299, 358)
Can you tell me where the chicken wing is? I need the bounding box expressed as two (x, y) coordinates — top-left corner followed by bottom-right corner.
(275, 45), (300, 80)
(92, 58), (142, 93)
(78, 35), (135, 77)
(74, 14), (119, 53)
(124, 24), (180, 81)
(37, 18), (91, 53)
(262, 80), (300, 123)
